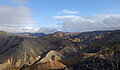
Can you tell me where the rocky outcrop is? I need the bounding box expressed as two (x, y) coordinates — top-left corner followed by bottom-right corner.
(20, 50), (67, 70)
(40, 50), (62, 63)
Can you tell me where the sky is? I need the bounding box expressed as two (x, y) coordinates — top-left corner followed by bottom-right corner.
(0, 0), (120, 33)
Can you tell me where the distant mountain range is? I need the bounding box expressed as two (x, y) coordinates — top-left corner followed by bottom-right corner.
(10, 32), (47, 37)
(0, 30), (120, 70)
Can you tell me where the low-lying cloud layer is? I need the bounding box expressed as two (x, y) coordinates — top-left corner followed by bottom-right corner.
(21, 27), (58, 34)
(53, 14), (120, 32)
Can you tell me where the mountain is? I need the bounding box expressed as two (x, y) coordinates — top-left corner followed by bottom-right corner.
(0, 31), (9, 36)
(0, 30), (120, 70)
(11, 32), (47, 37)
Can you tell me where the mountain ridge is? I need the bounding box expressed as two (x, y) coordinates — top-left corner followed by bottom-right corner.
(0, 29), (120, 70)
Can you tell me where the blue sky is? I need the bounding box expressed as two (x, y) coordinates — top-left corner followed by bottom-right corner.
(0, 0), (120, 33)
(29, 0), (120, 27)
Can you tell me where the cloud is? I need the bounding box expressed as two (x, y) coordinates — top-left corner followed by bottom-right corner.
(53, 15), (80, 20)
(11, 0), (27, 4)
(59, 10), (80, 14)
(20, 27), (58, 33)
(0, 0), (58, 34)
(53, 14), (120, 32)
(35, 27), (58, 34)
(19, 26), (58, 33)
(0, 6), (36, 32)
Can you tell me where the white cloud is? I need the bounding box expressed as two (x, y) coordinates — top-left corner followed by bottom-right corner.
(0, 0), (58, 34)
(12, 26), (58, 34)
(0, 6), (36, 32)
(53, 15), (80, 20)
(20, 27), (58, 33)
(35, 27), (58, 34)
(59, 10), (80, 14)
(53, 14), (120, 32)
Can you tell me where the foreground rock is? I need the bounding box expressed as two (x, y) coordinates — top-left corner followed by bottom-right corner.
(20, 50), (68, 70)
